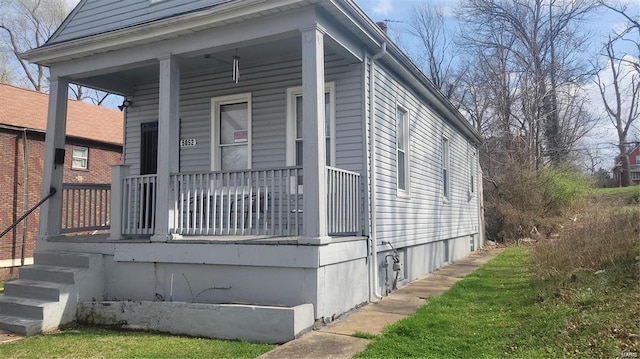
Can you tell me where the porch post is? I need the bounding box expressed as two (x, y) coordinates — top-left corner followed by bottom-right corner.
(300, 26), (330, 245)
(151, 54), (180, 241)
(37, 77), (69, 240)
(109, 164), (129, 240)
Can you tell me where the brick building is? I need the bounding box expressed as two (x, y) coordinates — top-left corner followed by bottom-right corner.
(613, 145), (640, 186)
(0, 84), (122, 271)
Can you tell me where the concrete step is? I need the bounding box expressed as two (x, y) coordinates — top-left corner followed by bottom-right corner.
(0, 296), (48, 319)
(0, 314), (41, 336)
(3, 280), (63, 301)
(34, 252), (92, 268)
(18, 265), (77, 284)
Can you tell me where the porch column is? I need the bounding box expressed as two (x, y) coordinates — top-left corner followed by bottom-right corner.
(300, 26), (330, 245)
(152, 54), (180, 241)
(109, 164), (129, 240)
(37, 77), (69, 240)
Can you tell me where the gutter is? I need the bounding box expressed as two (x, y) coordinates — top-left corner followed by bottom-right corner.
(368, 41), (386, 301)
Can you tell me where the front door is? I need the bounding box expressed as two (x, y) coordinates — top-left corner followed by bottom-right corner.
(140, 122), (158, 230)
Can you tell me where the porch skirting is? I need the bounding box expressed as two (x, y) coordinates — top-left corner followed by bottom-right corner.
(37, 237), (370, 321)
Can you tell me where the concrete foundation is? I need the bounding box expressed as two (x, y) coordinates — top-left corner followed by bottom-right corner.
(77, 301), (314, 344)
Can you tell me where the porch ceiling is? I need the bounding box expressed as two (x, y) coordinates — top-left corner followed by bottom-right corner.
(74, 35), (340, 96)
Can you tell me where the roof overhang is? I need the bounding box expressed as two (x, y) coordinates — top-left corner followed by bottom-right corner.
(22, 0), (319, 66)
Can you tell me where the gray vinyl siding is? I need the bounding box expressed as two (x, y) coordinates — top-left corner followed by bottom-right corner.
(124, 54), (363, 176)
(49, 0), (231, 44)
(372, 63), (479, 247)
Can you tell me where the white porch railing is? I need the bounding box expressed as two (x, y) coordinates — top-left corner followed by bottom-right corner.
(116, 166), (362, 238)
(327, 167), (361, 236)
(61, 183), (111, 234)
(121, 174), (157, 236)
(170, 167), (303, 236)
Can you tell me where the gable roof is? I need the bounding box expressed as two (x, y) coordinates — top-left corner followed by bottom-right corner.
(48, 0), (233, 45)
(0, 84), (123, 146)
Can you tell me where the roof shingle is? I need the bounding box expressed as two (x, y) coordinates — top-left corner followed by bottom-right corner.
(0, 84), (123, 145)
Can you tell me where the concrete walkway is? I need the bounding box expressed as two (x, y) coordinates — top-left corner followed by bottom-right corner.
(258, 247), (504, 359)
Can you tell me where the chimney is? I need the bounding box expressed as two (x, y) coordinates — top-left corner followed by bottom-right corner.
(376, 21), (388, 34)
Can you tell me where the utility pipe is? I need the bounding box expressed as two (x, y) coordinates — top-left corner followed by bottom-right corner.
(368, 41), (386, 301)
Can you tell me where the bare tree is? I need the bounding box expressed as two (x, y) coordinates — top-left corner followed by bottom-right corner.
(0, 0), (67, 91)
(0, 0), (114, 105)
(0, 53), (11, 83)
(458, 0), (598, 167)
(68, 85), (111, 105)
(598, 1), (639, 74)
(596, 36), (640, 186)
(407, 2), (461, 99)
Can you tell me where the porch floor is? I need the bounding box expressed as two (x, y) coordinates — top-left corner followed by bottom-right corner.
(48, 234), (365, 245)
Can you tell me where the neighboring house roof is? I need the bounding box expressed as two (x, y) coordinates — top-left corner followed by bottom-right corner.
(0, 84), (123, 146)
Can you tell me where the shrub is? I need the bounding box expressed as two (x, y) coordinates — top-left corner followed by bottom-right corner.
(530, 208), (640, 286)
(541, 165), (590, 215)
(483, 162), (589, 242)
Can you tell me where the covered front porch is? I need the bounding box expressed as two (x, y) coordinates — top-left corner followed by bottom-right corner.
(35, 3), (370, 245)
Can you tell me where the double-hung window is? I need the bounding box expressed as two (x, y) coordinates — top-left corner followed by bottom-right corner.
(442, 137), (450, 199)
(470, 150), (476, 194)
(396, 106), (409, 194)
(72, 146), (88, 170)
(211, 93), (252, 171)
(286, 83), (335, 193)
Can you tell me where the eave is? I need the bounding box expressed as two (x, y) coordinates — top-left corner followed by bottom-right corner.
(21, 0), (318, 66)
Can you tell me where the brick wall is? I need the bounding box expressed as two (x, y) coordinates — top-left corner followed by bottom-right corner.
(0, 129), (122, 264)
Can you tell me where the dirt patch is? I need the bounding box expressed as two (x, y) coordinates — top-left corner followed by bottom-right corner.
(0, 330), (23, 344)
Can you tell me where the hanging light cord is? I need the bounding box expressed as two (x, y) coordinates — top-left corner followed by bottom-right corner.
(232, 55), (240, 83)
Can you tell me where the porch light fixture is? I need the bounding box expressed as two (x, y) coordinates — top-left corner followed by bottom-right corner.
(232, 49), (240, 84)
(118, 99), (132, 111)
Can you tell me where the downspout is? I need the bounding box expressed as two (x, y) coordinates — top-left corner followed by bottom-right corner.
(368, 41), (386, 301)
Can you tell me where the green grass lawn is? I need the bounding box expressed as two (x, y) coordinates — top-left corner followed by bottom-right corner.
(355, 247), (638, 358)
(0, 326), (275, 359)
(591, 185), (640, 197)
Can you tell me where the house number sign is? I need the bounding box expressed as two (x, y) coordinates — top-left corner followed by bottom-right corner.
(180, 138), (197, 147)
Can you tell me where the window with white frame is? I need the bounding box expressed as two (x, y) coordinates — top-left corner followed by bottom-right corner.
(396, 106), (409, 193)
(470, 150), (476, 193)
(286, 84), (335, 194)
(442, 137), (450, 199)
(72, 146), (88, 170)
(211, 93), (252, 171)
(286, 83), (335, 168)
